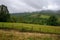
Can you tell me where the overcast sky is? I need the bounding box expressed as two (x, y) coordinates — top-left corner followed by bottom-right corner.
(0, 0), (60, 13)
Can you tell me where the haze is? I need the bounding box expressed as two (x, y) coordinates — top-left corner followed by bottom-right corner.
(0, 0), (60, 13)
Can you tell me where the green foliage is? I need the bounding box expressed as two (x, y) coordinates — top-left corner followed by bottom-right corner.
(0, 5), (10, 22)
(10, 13), (60, 26)
(10, 10), (60, 26)
(47, 16), (58, 26)
(10, 16), (17, 22)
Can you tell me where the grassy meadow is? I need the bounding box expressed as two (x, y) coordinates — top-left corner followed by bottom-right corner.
(0, 22), (60, 34)
(0, 19), (60, 40)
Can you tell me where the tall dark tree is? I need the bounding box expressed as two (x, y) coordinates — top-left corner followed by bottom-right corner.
(0, 5), (10, 22)
(47, 16), (57, 26)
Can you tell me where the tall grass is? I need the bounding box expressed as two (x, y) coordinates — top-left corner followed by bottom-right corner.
(0, 22), (60, 34)
(0, 30), (60, 40)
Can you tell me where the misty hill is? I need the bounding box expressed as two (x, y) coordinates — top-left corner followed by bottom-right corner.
(10, 10), (60, 25)
(11, 10), (60, 17)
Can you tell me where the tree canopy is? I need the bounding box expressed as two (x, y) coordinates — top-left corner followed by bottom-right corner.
(0, 5), (10, 22)
(47, 16), (58, 26)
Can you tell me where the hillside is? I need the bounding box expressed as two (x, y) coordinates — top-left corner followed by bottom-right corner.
(10, 10), (60, 25)
(11, 10), (60, 17)
(11, 10), (60, 20)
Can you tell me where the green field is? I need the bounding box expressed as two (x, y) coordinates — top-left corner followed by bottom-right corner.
(0, 22), (60, 34)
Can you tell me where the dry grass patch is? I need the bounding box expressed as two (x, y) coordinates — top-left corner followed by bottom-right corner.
(0, 30), (60, 40)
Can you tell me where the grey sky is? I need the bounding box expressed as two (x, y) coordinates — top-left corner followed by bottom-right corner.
(0, 0), (60, 13)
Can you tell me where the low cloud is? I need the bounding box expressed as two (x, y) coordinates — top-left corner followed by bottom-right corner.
(0, 0), (60, 13)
